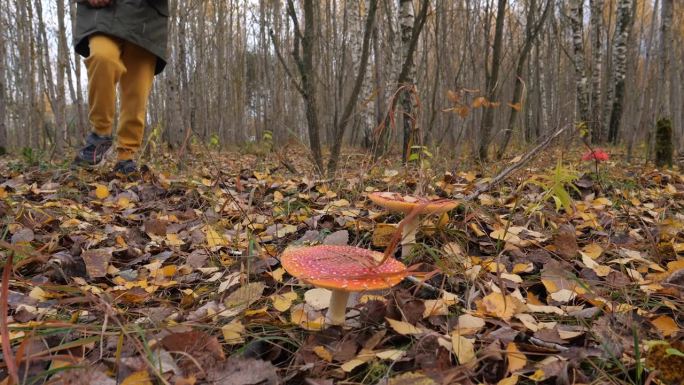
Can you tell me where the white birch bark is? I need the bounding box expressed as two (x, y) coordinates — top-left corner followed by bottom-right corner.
(569, 0), (590, 125)
(589, 0), (604, 142)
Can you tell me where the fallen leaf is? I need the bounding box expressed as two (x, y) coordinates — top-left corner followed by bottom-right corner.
(506, 342), (526, 373)
(386, 318), (424, 335)
(651, 315), (679, 337)
(313, 346), (333, 362)
(95, 184), (109, 199)
(81, 248), (114, 278)
(497, 375), (519, 385)
(221, 320), (245, 344)
(479, 292), (524, 320)
(451, 333), (476, 365)
(271, 291), (298, 312)
(121, 370), (152, 385)
(455, 314), (485, 335)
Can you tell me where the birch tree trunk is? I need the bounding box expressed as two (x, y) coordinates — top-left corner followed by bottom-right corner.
(0, 6), (6, 154)
(607, 0), (633, 144)
(589, 0), (604, 142)
(399, 0), (416, 163)
(569, 0), (591, 128)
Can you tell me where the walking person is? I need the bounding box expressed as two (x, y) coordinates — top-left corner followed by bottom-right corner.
(72, 0), (168, 176)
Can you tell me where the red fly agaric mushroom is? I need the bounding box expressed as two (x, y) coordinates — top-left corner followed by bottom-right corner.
(281, 244), (407, 325)
(368, 192), (458, 258)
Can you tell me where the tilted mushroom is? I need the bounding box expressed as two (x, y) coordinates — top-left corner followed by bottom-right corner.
(281, 245), (407, 325)
(368, 192), (459, 258)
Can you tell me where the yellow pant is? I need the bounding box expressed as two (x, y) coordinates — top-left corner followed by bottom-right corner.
(86, 34), (156, 160)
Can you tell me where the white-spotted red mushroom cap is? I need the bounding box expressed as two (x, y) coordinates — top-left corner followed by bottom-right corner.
(368, 192), (459, 214)
(281, 245), (407, 291)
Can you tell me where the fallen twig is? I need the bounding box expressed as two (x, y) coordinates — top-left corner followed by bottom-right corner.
(465, 124), (572, 201)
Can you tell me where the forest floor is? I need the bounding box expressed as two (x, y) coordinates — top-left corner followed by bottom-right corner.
(0, 145), (683, 385)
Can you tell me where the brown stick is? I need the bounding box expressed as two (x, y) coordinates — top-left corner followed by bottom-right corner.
(465, 123), (571, 201)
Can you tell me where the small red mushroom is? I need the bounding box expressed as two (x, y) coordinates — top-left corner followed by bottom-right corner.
(281, 245), (407, 325)
(368, 192), (458, 258)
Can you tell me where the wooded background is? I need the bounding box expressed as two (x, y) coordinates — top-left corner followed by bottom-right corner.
(0, 0), (681, 171)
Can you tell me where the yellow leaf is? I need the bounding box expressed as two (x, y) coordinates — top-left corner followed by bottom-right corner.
(272, 291), (298, 312)
(341, 358), (367, 372)
(506, 342), (526, 373)
(166, 233), (185, 246)
(581, 254), (612, 277)
(268, 267), (285, 282)
(205, 226), (227, 248)
(376, 349), (405, 360)
(273, 191), (284, 202)
(386, 318), (423, 335)
(497, 375), (519, 385)
(221, 320), (245, 344)
(478, 292), (524, 320)
(529, 369), (546, 381)
(291, 304), (325, 331)
(651, 315), (679, 337)
(313, 346), (333, 362)
(451, 333), (476, 365)
(29, 286), (48, 301)
(372, 224), (398, 247)
(94, 184), (109, 199)
(121, 371), (152, 385)
(581, 243), (603, 259)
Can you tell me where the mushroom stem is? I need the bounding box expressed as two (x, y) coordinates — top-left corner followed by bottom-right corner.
(401, 216), (420, 258)
(325, 290), (350, 325)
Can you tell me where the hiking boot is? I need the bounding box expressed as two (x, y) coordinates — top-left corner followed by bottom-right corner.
(113, 159), (138, 176)
(73, 133), (113, 167)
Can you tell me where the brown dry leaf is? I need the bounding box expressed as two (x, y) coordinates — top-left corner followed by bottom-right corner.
(388, 372), (438, 385)
(455, 313), (486, 335)
(205, 357), (279, 385)
(81, 247), (114, 278)
(506, 342), (526, 373)
(651, 315), (679, 337)
(479, 292), (524, 321)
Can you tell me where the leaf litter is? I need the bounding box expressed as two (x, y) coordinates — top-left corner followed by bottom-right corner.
(0, 148), (683, 384)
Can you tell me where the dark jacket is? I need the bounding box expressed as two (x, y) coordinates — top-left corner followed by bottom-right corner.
(74, 0), (169, 75)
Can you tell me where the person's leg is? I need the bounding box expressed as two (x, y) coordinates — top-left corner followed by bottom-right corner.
(74, 34), (124, 165)
(116, 41), (157, 164)
(86, 34), (125, 137)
